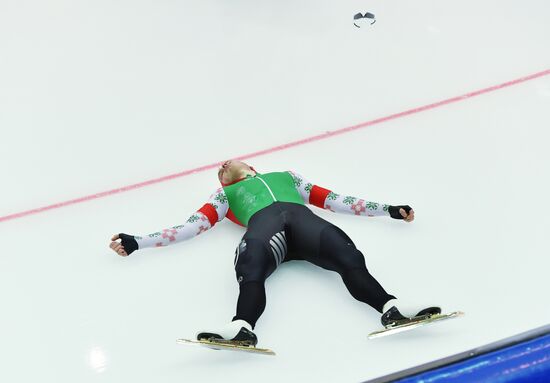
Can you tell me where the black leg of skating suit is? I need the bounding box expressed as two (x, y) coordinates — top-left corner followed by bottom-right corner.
(232, 202), (396, 328)
(232, 229), (279, 328)
(314, 225), (396, 313)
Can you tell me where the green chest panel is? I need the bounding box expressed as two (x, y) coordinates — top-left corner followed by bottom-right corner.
(223, 171), (304, 226)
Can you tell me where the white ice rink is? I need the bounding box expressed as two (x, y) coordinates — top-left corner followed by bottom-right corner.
(1, 1), (549, 382)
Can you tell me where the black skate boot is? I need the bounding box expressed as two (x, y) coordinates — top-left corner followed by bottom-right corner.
(415, 307), (442, 317)
(196, 319), (258, 347)
(381, 306), (408, 327)
(381, 300), (442, 327)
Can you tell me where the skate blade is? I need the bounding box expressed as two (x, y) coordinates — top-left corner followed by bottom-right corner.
(176, 338), (276, 356)
(368, 311), (465, 339)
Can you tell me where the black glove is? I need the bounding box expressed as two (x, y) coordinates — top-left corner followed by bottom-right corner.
(388, 205), (412, 220)
(118, 233), (139, 256)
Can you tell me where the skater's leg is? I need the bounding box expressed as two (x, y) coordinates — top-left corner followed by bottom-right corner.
(315, 225), (396, 313)
(196, 235), (279, 344)
(233, 281), (266, 328)
(285, 204), (395, 313)
(306, 224), (440, 319)
(281, 203), (440, 324)
(233, 231), (284, 328)
(231, 205), (290, 328)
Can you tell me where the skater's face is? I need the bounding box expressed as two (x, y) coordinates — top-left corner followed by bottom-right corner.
(218, 160), (256, 185)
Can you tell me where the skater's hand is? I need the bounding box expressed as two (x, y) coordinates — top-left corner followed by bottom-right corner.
(388, 205), (414, 222)
(400, 208), (414, 222)
(110, 233), (139, 257)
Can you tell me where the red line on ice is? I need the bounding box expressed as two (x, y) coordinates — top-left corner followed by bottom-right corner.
(1, 68), (549, 223)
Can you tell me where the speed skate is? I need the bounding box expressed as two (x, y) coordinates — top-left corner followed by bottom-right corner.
(368, 311), (465, 339)
(176, 338), (276, 356)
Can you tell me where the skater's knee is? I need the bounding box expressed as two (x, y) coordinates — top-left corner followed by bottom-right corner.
(238, 280), (265, 294)
(236, 270), (268, 284)
(320, 226), (366, 270)
(341, 250), (368, 270)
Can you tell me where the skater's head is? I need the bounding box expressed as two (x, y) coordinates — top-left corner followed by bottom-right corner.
(218, 160), (257, 186)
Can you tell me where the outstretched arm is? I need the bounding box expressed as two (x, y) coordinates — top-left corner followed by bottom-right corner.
(288, 170), (414, 221)
(109, 188), (229, 256)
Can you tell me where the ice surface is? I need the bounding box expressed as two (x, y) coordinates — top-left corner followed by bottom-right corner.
(1, 0), (549, 382)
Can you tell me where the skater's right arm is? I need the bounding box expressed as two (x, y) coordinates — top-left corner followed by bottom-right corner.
(109, 188), (229, 256)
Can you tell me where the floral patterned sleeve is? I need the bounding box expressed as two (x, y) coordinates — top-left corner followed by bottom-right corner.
(287, 170), (390, 217)
(135, 188), (229, 249)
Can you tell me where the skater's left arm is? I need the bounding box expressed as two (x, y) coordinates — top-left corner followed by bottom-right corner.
(287, 170), (414, 221)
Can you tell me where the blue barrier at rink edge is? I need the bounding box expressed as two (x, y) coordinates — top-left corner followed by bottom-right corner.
(366, 325), (550, 383)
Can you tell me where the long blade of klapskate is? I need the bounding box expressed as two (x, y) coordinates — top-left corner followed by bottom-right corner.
(368, 311), (465, 339)
(176, 338), (276, 355)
